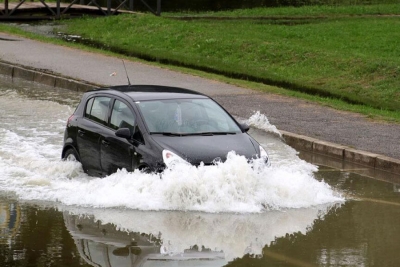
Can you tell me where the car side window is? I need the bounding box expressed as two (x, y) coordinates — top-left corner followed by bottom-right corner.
(87, 97), (111, 125)
(85, 98), (94, 117)
(110, 100), (135, 133)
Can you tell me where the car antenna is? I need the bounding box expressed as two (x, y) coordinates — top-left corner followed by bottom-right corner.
(122, 60), (131, 86)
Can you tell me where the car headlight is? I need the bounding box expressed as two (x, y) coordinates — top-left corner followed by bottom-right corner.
(259, 145), (270, 165)
(162, 149), (190, 168)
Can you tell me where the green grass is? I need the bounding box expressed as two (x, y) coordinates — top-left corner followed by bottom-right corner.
(167, 3), (400, 17)
(61, 10), (400, 111)
(1, 4), (400, 123)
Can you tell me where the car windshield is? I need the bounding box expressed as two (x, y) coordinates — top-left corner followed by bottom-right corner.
(136, 99), (242, 134)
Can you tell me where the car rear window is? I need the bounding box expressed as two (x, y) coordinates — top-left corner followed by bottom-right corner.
(85, 97), (111, 125)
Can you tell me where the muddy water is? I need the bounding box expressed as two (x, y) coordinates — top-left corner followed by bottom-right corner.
(0, 76), (399, 266)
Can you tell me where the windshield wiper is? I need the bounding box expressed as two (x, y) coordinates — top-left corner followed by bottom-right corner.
(150, 132), (189, 136)
(150, 132), (237, 136)
(202, 132), (236, 135)
(184, 132), (237, 136)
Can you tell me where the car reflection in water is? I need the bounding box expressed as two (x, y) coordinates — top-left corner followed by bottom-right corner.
(64, 212), (225, 267)
(0, 203), (21, 244)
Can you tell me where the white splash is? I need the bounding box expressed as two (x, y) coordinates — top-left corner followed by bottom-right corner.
(245, 111), (282, 137)
(0, 131), (342, 213)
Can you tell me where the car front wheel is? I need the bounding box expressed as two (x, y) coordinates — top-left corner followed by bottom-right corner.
(63, 148), (80, 162)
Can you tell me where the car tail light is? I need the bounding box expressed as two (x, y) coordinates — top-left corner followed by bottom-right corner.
(67, 115), (75, 125)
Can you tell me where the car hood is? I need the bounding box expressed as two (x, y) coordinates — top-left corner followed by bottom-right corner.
(150, 133), (258, 165)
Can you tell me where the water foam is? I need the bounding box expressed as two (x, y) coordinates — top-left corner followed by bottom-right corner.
(0, 133), (342, 213)
(245, 111), (282, 137)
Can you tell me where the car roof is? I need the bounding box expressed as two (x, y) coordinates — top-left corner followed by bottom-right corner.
(91, 85), (209, 101)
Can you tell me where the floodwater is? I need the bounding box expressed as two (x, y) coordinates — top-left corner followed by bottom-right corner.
(0, 76), (400, 267)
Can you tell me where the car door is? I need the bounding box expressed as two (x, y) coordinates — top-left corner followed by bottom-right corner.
(77, 96), (112, 177)
(100, 99), (137, 176)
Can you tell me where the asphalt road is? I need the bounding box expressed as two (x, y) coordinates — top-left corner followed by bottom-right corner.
(1, 32), (399, 159)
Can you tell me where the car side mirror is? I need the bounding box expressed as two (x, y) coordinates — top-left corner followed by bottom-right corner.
(240, 123), (250, 133)
(115, 128), (131, 139)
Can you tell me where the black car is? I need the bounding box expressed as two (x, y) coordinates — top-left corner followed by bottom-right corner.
(62, 85), (269, 176)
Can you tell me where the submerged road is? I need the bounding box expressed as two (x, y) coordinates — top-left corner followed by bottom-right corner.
(1, 32), (400, 160)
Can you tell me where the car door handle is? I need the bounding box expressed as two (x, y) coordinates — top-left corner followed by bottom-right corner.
(101, 140), (110, 146)
(78, 130), (85, 136)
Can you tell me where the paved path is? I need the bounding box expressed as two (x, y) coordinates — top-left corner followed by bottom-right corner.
(1, 32), (399, 159)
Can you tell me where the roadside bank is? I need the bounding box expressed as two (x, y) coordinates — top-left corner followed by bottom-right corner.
(1, 57), (399, 175)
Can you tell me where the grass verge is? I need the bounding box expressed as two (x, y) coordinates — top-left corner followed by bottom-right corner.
(61, 8), (400, 112)
(167, 3), (400, 17)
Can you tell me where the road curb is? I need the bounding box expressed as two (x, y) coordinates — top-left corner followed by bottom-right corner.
(281, 131), (400, 175)
(1, 60), (400, 175)
(0, 60), (98, 92)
